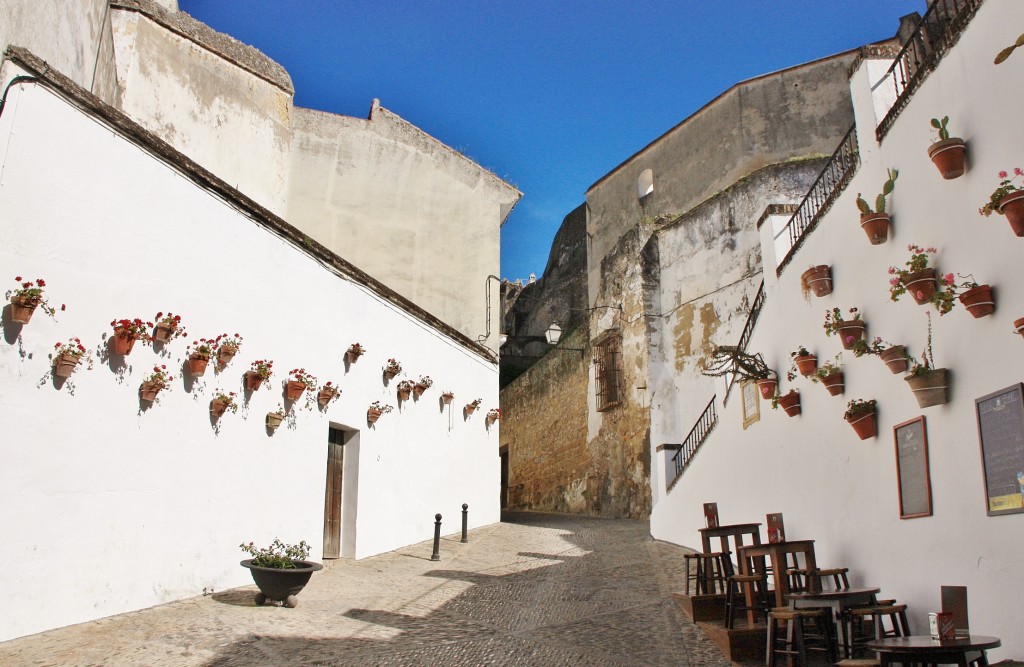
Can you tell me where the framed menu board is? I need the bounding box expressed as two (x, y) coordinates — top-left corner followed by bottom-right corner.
(893, 416), (932, 519)
(975, 383), (1024, 516)
(741, 381), (760, 430)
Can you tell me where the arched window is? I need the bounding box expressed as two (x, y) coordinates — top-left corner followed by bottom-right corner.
(637, 169), (654, 198)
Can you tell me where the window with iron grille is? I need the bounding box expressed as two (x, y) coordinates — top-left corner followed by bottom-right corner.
(594, 332), (622, 411)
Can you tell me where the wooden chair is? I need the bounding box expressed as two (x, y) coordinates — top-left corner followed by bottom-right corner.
(683, 551), (730, 595)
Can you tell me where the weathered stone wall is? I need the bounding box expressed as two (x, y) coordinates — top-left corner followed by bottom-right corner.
(502, 326), (591, 514)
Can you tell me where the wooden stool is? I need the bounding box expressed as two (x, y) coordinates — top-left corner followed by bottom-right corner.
(767, 608), (837, 667)
(836, 659), (880, 667)
(724, 572), (770, 628)
(788, 566), (850, 593)
(683, 551), (730, 595)
(843, 603), (910, 658)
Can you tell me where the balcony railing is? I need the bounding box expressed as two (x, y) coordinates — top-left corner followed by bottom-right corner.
(775, 125), (860, 275)
(876, 0), (984, 141)
(723, 280), (765, 404)
(667, 395), (718, 490)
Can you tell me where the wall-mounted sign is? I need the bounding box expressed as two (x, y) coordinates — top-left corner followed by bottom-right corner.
(741, 380), (760, 429)
(893, 416), (933, 519)
(975, 383), (1024, 516)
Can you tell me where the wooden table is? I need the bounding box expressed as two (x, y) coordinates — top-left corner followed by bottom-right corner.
(789, 587), (880, 657)
(698, 522), (762, 557)
(736, 539), (816, 609)
(868, 635), (1001, 667)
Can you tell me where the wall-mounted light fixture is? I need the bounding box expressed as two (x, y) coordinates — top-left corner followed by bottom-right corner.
(545, 322), (585, 357)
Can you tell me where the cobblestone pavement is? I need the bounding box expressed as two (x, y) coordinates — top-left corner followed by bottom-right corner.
(0, 512), (730, 667)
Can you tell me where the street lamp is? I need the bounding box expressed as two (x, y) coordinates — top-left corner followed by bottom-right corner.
(545, 322), (585, 357)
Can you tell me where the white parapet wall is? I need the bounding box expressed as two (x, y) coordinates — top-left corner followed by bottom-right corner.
(0, 64), (500, 641)
(651, 1), (1024, 660)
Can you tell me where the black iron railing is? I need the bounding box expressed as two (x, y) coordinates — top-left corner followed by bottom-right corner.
(722, 280), (765, 404)
(876, 0), (984, 141)
(775, 126), (860, 275)
(667, 395), (718, 490)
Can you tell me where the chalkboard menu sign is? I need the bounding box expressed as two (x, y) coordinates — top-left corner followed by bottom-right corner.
(975, 383), (1024, 516)
(893, 417), (932, 519)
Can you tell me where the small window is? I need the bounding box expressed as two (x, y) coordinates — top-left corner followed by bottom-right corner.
(637, 169), (654, 198)
(594, 333), (622, 411)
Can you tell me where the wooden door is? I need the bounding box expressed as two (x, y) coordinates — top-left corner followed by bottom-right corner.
(323, 427), (345, 559)
(500, 448), (509, 509)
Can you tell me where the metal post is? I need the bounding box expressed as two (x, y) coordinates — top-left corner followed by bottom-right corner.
(430, 513), (442, 561)
(461, 503), (469, 543)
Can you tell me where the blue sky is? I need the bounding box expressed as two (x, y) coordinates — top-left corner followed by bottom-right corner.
(179, 0), (924, 282)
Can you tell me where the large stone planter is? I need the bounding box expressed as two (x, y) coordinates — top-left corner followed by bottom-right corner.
(241, 559), (322, 608)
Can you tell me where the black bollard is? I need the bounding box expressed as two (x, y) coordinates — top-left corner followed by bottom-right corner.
(430, 513), (442, 561)
(460, 503), (469, 543)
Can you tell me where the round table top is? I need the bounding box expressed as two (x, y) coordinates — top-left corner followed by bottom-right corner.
(868, 635), (1001, 652)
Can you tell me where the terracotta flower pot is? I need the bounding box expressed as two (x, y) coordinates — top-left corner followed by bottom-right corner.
(140, 381), (163, 402)
(901, 268), (937, 305)
(1014, 316), (1024, 338)
(905, 369), (949, 408)
(245, 371), (264, 391)
(153, 323), (175, 343)
(397, 388), (411, 400)
(756, 378), (778, 400)
(9, 295), (39, 324)
(317, 389), (337, 406)
(210, 398), (230, 418)
(383, 369), (399, 381)
(794, 354), (817, 377)
(413, 384), (428, 397)
(820, 371), (845, 396)
(285, 380), (307, 401)
(879, 346), (909, 374)
(266, 412), (285, 431)
(801, 265), (833, 297)
(367, 408), (382, 424)
(465, 404), (478, 415)
(927, 138), (966, 180)
(998, 191), (1024, 237)
(836, 320), (866, 350)
(188, 354), (209, 377)
(442, 393), (454, 405)
(53, 353), (81, 379)
(959, 284), (995, 318)
(846, 411), (877, 440)
(217, 345), (238, 365)
(860, 213), (890, 245)
(777, 390), (801, 417)
(346, 349), (363, 364)
(112, 334), (137, 356)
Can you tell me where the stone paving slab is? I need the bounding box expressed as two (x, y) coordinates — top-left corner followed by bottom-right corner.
(0, 512), (732, 667)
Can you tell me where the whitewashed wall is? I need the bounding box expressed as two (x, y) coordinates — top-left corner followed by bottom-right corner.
(651, 1), (1024, 659)
(0, 70), (500, 641)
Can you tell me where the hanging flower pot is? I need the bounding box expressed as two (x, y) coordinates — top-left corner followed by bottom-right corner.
(441, 392), (454, 405)
(285, 381), (307, 401)
(860, 213), (890, 245)
(906, 369), (949, 408)
(383, 358), (402, 381)
(112, 335), (137, 356)
(800, 265), (833, 298)
(346, 343), (365, 364)
(188, 354), (210, 377)
(210, 399), (230, 418)
(396, 380), (415, 401)
(367, 408), (382, 423)
(217, 343), (239, 365)
(266, 411), (285, 431)
(777, 390), (801, 417)
(756, 378), (778, 400)
(901, 268), (937, 305)
(1014, 316), (1024, 338)
(846, 411), (877, 440)
(927, 138), (966, 180)
(140, 381), (163, 402)
(153, 322), (175, 343)
(53, 352), (82, 379)
(245, 371), (264, 391)
(959, 284), (995, 318)
(998, 191), (1024, 237)
(820, 371), (845, 396)
(794, 354), (818, 377)
(836, 320), (866, 350)
(879, 346), (909, 374)
(10, 295), (40, 324)
(317, 387), (339, 406)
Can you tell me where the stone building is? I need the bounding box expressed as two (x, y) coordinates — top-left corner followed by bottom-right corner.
(0, 0), (516, 641)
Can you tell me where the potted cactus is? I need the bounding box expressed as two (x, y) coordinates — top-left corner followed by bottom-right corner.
(856, 168), (898, 245)
(927, 116), (966, 179)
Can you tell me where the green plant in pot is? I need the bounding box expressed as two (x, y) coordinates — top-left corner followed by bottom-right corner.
(240, 538), (322, 608)
(810, 353), (844, 397)
(844, 398), (877, 440)
(856, 168), (898, 245)
(979, 168), (1024, 236)
(927, 116), (965, 180)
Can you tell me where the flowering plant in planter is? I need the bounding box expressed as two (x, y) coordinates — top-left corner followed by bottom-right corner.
(414, 375), (433, 396)
(239, 538), (311, 569)
(810, 353), (842, 382)
(214, 333), (244, 363)
(111, 317), (153, 341)
(266, 404), (287, 431)
(53, 337), (88, 360)
(7, 276), (62, 322)
(144, 364), (174, 388)
(384, 358), (402, 378)
(210, 390), (238, 415)
(52, 337), (94, 376)
(823, 307), (860, 336)
(152, 311), (186, 342)
(887, 245), (957, 315)
(367, 401), (393, 423)
(851, 336), (888, 358)
(317, 381), (341, 405)
(288, 368), (317, 387)
(487, 408), (501, 422)
(187, 338), (215, 360)
(907, 314), (939, 379)
(396, 379), (416, 398)
(790, 345), (817, 377)
(441, 390), (455, 404)
(346, 343), (365, 359)
(823, 307), (865, 349)
(843, 398), (876, 420)
(250, 359), (274, 381)
(979, 168), (1023, 217)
